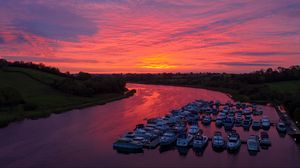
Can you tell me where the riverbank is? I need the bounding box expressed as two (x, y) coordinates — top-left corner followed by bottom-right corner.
(0, 89), (136, 128)
(0, 64), (136, 128)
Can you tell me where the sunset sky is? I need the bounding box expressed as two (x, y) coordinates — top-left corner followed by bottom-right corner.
(1, 0), (300, 73)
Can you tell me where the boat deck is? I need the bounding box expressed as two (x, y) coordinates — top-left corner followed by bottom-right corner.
(144, 138), (160, 149)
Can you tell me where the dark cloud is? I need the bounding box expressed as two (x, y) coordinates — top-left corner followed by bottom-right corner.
(217, 61), (275, 67)
(0, 36), (4, 44)
(12, 3), (98, 42)
(175, 40), (238, 52)
(229, 51), (300, 56)
(168, 2), (300, 40)
(261, 31), (300, 37)
(2, 56), (98, 63)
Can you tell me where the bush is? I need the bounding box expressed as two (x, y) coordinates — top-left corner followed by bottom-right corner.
(0, 87), (24, 108)
(23, 103), (38, 111)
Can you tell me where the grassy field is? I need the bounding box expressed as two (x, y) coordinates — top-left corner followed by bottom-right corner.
(268, 80), (300, 93)
(0, 67), (135, 127)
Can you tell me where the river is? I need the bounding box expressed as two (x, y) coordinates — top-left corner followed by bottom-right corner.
(0, 83), (299, 167)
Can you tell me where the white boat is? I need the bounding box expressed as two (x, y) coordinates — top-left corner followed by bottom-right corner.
(176, 133), (194, 147)
(113, 138), (143, 151)
(188, 125), (200, 134)
(252, 121), (261, 130)
(174, 124), (187, 133)
(261, 116), (270, 130)
(224, 117), (234, 130)
(260, 132), (271, 146)
(243, 120), (251, 130)
(134, 128), (146, 137)
(123, 132), (135, 139)
(276, 122), (287, 133)
(212, 131), (225, 150)
(243, 108), (252, 115)
(215, 117), (223, 127)
(235, 117), (243, 127)
(227, 131), (241, 151)
(193, 134), (208, 149)
(247, 135), (260, 151)
(155, 124), (170, 132)
(253, 108), (263, 115)
(202, 116), (211, 125)
(159, 132), (177, 146)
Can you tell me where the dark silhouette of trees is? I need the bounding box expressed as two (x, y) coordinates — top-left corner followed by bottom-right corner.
(52, 76), (126, 97)
(0, 59), (70, 77)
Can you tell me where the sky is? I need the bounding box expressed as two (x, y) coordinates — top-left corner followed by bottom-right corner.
(0, 0), (300, 73)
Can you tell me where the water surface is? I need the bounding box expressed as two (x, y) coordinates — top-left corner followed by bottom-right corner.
(0, 84), (299, 167)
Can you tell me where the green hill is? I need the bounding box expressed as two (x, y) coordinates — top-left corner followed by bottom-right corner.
(0, 67), (134, 127)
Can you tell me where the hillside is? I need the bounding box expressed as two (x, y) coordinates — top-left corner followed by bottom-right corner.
(0, 66), (134, 127)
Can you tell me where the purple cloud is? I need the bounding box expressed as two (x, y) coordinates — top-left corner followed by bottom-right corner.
(217, 61), (275, 67)
(229, 51), (300, 57)
(8, 2), (98, 42)
(2, 56), (98, 63)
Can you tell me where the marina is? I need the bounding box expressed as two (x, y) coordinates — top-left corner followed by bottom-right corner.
(113, 99), (294, 155)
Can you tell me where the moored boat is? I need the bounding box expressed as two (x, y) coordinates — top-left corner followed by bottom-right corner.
(247, 135), (260, 152)
(193, 133), (208, 149)
(160, 132), (177, 146)
(202, 115), (212, 125)
(261, 116), (270, 130)
(176, 133), (194, 147)
(276, 122), (287, 133)
(260, 132), (271, 147)
(224, 117), (234, 130)
(113, 138), (143, 152)
(188, 125), (200, 135)
(215, 117), (223, 127)
(212, 131), (226, 151)
(252, 121), (261, 131)
(227, 130), (241, 151)
(243, 120), (251, 130)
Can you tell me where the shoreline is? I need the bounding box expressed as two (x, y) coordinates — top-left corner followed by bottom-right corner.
(0, 89), (136, 128)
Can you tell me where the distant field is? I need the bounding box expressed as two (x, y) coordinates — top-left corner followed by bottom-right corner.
(0, 67), (133, 127)
(268, 80), (300, 93)
(3, 66), (65, 84)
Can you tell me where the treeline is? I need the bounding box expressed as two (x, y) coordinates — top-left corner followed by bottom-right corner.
(125, 66), (300, 85)
(0, 59), (70, 77)
(52, 72), (127, 97)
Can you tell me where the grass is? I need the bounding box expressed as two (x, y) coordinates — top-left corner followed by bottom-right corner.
(0, 67), (135, 127)
(268, 80), (300, 93)
(3, 66), (65, 84)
